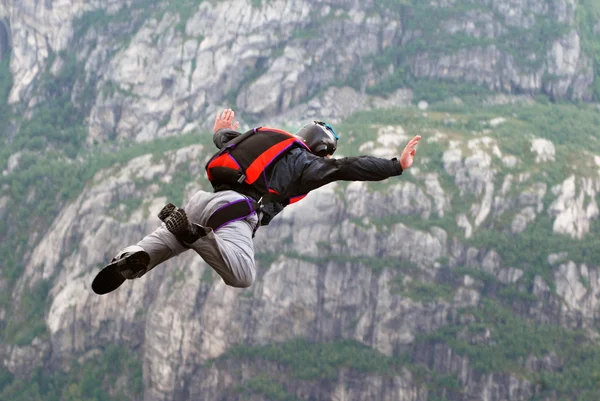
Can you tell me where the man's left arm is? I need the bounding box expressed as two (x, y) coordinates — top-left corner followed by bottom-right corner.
(292, 154), (403, 193)
(283, 135), (421, 194)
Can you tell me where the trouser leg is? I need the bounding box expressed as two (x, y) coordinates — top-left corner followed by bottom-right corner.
(121, 190), (258, 287)
(136, 225), (188, 271)
(186, 216), (257, 288)
(183, 190), (258, 288)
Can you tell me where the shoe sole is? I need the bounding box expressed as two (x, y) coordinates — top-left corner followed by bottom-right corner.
(158, 203), (176, 222)
(165, 208), (189, 234)
(164, 208), (200, 245)
(91, 251), (150, 295)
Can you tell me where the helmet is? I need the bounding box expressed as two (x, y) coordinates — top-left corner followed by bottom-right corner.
(295, 121), (339, 157)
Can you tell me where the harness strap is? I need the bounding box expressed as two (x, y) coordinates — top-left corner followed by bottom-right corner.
(206, 198), (262, 236)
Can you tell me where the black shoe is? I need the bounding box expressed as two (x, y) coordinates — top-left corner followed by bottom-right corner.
(91, 246), (150, 295)
(116, 249), (151, 280)
(158, 203), (176, 222)
(163, 207), (206, 244)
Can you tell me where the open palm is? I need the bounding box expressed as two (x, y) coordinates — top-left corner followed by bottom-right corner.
(400, 135), (421, 170)
(213, 109), (240, 133)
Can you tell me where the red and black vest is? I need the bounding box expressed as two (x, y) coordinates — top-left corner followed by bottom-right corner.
(206, 127), (310, 205)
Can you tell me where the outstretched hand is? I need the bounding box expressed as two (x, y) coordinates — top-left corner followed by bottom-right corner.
(213, 108), (240, 133)
(399, 135), (421, 170)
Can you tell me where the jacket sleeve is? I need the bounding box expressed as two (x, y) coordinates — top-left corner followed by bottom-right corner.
(213, 128), (242, 149)
(287, 150), (403, 195)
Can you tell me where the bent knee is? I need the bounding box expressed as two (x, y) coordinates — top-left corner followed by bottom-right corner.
(224, 275), (254, 288)
(225, 262), (255, 288)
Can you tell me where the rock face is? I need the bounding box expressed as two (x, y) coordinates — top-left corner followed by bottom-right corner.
(0, 18), (9, 62)
(0, 0), (127, 103)
(2, 1), (600, 400)
(549, 175), (600, 239)
(531, 138), (556, 163)
(0, 0), (596, 145)
(1, 125), (598, 400)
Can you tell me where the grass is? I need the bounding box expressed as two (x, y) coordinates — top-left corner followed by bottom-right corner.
(421, 298), (587, 375)
(0, 345), (143, 401)
(222, 338), (407, 380)
(394, 279), (456, 303)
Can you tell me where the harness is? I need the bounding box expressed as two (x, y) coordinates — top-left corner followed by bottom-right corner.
(205, 197), (262, 237)
(203, 127), (311, 234)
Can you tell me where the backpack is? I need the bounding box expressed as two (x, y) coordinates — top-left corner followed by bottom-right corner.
(206, 127), (310, 205)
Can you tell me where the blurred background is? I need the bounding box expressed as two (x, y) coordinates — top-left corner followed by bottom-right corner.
(1, 0), (600, 400)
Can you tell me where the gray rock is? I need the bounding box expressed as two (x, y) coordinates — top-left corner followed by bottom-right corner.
(548, 252), (568, 265)
(3, 1), (600, 399)
(511, 206), (536, 233)
(498, 267), (524, 284)
(530, 138), (556, 163)
(548, 176), (600, 238)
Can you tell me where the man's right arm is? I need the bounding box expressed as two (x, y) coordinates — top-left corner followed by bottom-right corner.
(213, 128), (241, 149)
(213, 109), (241, 149)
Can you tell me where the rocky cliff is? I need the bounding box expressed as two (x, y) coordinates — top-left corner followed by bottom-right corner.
(0, 0), (597, 144)
(1, 1), (600, 401)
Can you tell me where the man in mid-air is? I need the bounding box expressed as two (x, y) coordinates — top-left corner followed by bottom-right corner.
(92, 109), (421, 294)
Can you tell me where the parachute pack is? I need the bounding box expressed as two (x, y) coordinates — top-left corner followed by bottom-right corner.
(206, 127), (310, 205)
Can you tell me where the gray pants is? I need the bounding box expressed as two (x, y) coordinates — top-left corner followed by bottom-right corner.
(136, 190), (258, 288)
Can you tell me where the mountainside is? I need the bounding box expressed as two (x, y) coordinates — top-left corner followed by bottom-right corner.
(1, 0), (599, 144)
(1, 1), (600, 401)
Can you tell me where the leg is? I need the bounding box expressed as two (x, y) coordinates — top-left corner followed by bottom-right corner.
(92, 224), (186, 295)
(186, 213), (257, 288)
(172, 190), (259, 288)
(136, 224), (189, 271)
(93, 193), (207, 295)
(104, 223), (188, 282)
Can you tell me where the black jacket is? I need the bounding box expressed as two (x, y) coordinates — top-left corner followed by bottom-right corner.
(213, 128), (403, 225)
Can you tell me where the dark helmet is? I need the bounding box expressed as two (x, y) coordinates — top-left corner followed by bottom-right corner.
(295, 121), (339, 157)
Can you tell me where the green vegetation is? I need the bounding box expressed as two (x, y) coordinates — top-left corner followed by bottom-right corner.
(200, 268), (215, 285)
(157, 167), (196, 206)
(537, 345), (600, 401)
(72, 0), (205, 41)
(423, 299), (577, 374)
(467, 215), (600, 291)
(577, 0), (600, 100)
(382, 79), (494, 104)
(223, 338), (407, 380)
(361, 0), (574, 100)
(14, 52), (89, 158)
(254, 251), (280, 269)
(219, 338), (463, 399)
(284, 249), (418, 273)
(0, 129), (205, 344)
(337, 100), (600, 183)
(0, 345), (143, 401)
(234, 375), (300, 401)
(0, 50), (12, 134)
(0, 50), (13, 182)
(3, 281), (51, 345)
(394, 279), (455, 303)
(421, 299), (600, 400)
(3, 1), (600, 397)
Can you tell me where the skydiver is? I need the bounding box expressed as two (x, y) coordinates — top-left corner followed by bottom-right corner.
(92, 109), (421, 294)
